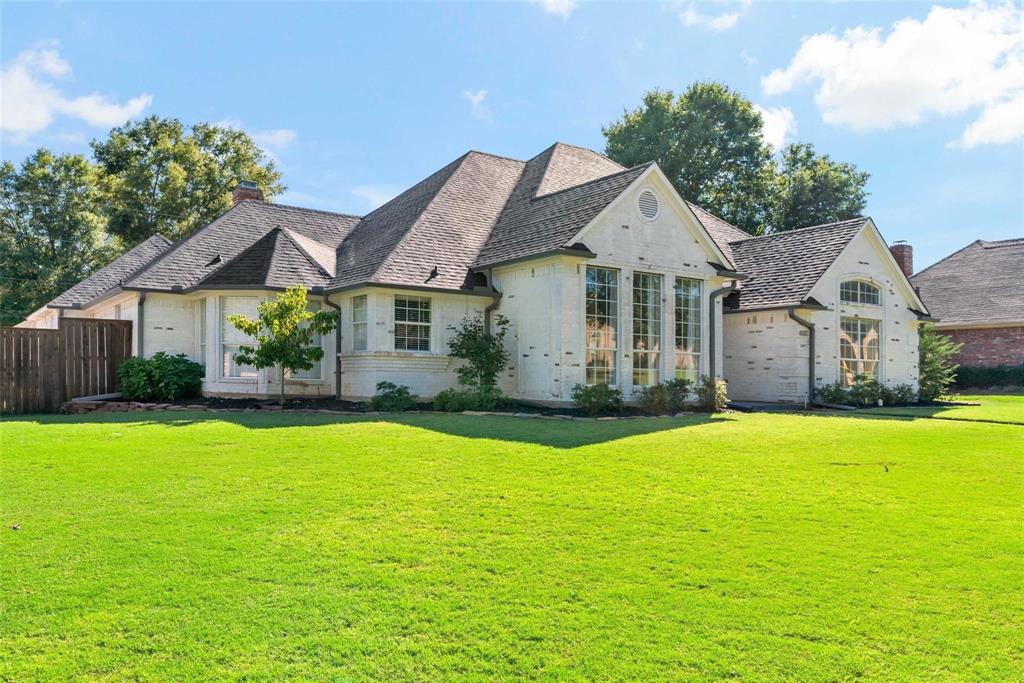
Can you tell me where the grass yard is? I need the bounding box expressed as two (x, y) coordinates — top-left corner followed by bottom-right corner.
(861, 393), (1024, 425)
(2, 410), (1022, 680)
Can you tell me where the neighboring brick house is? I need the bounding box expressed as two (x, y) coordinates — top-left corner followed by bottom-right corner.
(911, 238), (1024, 368)
(20, 143), (931, 404)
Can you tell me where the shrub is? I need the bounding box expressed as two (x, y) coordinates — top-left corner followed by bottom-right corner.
(888, 383), (917, 405)
(571, 383), (623, 417)
(638, 378), (693, 414)
(369, 381), (416, 412)
(695, 375), (728, 412)
(446, 314), (510, 392)
(918, 324), (961, 401)
(433, 386), (508, 412)
(955, 364), (1024, 389)
(816, 381), (849, 405)
(848, 374), (884, 406)
(117, 352), (204, 401)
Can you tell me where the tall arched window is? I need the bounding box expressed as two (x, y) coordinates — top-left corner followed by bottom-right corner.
(840, 280), (880, 305)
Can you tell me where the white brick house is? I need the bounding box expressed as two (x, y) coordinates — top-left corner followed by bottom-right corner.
(21, 143), (931, 404)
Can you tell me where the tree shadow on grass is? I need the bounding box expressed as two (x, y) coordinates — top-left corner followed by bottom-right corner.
(10, 411), (735, 449)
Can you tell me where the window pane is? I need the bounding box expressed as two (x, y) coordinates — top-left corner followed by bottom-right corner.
(674, 277), (701, 378)
(632, 272), (662, 387)
(221, 297), (258, 377)
(585, 266), (618, 385)
(395, 296), (431, 351)
(839, 317), (880, 385)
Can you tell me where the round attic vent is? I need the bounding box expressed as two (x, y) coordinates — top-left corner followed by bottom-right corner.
(637, 189), (660, 221)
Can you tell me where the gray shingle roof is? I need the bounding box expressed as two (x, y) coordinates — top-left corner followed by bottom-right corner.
(694, 213), (868, 311)
(331, 151), (524, 291)
(49, 235), (173, 308)
(197, 228), (332, 289)
(911, 238), (1024, 326)
(474, 144), (651, 268)
(124, 201), (359, 291)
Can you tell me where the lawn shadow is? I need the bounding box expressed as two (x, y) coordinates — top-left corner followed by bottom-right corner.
(9, 411), (734, 449)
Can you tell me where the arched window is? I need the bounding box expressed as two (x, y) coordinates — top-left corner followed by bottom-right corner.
(840, 280), (880, 305)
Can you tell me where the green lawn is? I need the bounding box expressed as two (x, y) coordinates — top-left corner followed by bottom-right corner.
(2, 411), (1022, 680)
(861, 393), (1024, 425)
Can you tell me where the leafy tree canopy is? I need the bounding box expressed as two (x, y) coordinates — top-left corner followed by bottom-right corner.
(0, 150), (119, 326)
(227, 286), (338, 404)
(92, 116), (284, 244)
(603, 82), (870, 235)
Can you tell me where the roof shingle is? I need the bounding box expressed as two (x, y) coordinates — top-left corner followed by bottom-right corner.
(49, 235), (173, 308)
(911, 238), (1024, 326)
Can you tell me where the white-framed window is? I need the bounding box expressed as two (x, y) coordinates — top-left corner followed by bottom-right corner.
(674, 277), (701, 383)
(839, 317), (880, 386)
(197, 298), (206, 367)
(632, 271), (662, 387)
(394, 296), (431, 351)
(352, 295), (368, 351)
(585, 266), (618, 385)
(840, 280), (880, 305)
(220, 296), (258, 378)
(113, 304), (122, 320)
(291, 301), (323, 381)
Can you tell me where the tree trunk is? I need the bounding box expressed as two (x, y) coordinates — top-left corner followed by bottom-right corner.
(279, 364), (286, 406)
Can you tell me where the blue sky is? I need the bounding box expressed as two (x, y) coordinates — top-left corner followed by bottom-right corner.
(2, 1), (1021, 270)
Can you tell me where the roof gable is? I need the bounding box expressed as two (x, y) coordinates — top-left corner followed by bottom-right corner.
(911, 238), (1024, 325)
(198, 228), (331, 289)
(49, 234), (173, 308)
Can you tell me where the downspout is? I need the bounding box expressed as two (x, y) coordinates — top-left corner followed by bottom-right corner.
(136, 292), (146, 358)
(787, 308), (816, 405)
(482, 268), (502, 333)
(324, 296), (342, 399)
(708, 281), (739, 380)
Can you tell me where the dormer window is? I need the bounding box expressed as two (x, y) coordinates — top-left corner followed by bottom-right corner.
(840, 280), (880, 305)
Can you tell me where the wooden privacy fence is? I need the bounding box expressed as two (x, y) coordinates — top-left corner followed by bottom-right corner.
(0, 319), (133, 415)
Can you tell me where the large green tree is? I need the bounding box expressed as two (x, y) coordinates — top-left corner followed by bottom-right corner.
(0, 150), (119, 326)
(771, 143), (869, 232)
(92, 116), (285, 245)
(603, 83), (775, 234)
(603, 82), (869, 235)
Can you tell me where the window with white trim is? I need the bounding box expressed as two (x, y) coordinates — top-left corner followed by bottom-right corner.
(291, 301), (323, 380)
(839, 317), (880, 386)
(674, 277), (701, 383)
(840, 280), (880, 305)
(197, 299), (206, 367)
(585, 266), (618, 385)
(352, 295), (368, 351)
(632, 272), (662, 387)
(394, 296), (431, 351)
(220, 296), (258, 378)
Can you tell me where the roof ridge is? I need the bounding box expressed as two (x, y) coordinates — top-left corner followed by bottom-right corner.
(190, 226), (282, 288)
(550, 141), (625, 169)
(981, 237), (1024, 247)
(49, 233), (175, 307)
(730, 216), (868, 244)
(277, 226), (332, 277)
(254, 200), (363, 220)
(532, 161), (653, 202)
(911, 239), (984, 279)
(466, 149), (527, 164)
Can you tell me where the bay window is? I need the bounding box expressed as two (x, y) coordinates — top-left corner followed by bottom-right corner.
(290, 301), (323, 380)
(394, 296), (431, 351)
(352, 295), (368, 351)
(632, 272), (662, 387)
(674, 277), (701, 383)
(585, 266), (618, 385)
(839, 317), (880, 385)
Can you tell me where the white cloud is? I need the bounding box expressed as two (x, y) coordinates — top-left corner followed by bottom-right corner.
(762, 1), (1024, 148)
(677, 0), (750, 32)
(755, 105), (797, 151)
(0, 43), (151, 141)
(740, 49), (758, 69)
(351, 184), (402, 210)
(530, 0), (577, 20)
(251, 128), (298, 150)
(462, 89), (492, 120)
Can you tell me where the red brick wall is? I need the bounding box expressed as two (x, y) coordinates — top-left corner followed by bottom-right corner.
(942, 326), (1024, 367)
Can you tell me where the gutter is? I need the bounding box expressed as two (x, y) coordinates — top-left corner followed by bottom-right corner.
(324, 296), (343, 399)
(472, 245), (598, 272)
(708, 280), (740, 379)
(787, 308), (815, 404)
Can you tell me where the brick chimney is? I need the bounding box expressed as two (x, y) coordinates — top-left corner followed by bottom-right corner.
(890, 241), (913, 277)
(232, 180), (264, 205)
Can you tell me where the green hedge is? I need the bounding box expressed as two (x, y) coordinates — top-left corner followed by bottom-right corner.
(955, 364), (1024, 389)
(117, 353), (204, 401)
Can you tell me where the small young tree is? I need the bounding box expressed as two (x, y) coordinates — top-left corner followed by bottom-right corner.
(918, 323), (962, 402)
(445, 314), (511, 406)
(227, 285), (338, 404)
